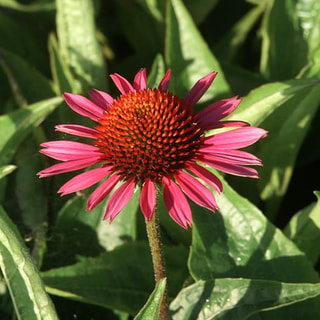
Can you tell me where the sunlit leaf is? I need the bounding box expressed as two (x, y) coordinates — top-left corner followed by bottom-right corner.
(170, 278), (320, 320)
(0, 206), (58, 320)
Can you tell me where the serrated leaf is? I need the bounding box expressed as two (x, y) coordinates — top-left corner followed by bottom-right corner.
(284, 191), (320, 264)
(56, 0), (107, 92)
(0, 96), (63, 166)
(170, 278), (320, 320)
(134, 278), (166, 320)
(165, 0), (230, 100)
(0, 206), (58, 320)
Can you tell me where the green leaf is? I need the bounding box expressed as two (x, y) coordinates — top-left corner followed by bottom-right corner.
(227, 77), (320, 127)
(48, 33), (77, 95)
(0, 96), (63, 166)
(258, 80), (320, 217)
(0, 0), (55, 11)
(134, 278), (166, 320)
(42, 242), (188, 315)
(0, 206), (58, 320)
(284, 191), (320, 264)
(214, 2), (266, 62)
(189, 172), (319, 283)
(0, 48), (55, 105)
(184, 0), (219, 25)
(148, 54), (166, 89)
(56, 0), (107, 92)
(189, 173), (320, 318)
(170, 278), (320, 320)
(165, 0), (230, 100)
(260, 0), (320, 80)
(0, 165), (16, 180)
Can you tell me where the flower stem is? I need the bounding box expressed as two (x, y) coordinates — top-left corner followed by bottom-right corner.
(145, 210), (169, 320)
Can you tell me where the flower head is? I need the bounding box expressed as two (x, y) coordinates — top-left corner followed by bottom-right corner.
(38, 69), (267, 229)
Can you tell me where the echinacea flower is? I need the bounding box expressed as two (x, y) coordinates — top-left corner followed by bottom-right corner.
(38, 69), (267, 229)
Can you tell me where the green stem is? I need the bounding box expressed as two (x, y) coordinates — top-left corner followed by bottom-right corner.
(145, 210), (169, 320)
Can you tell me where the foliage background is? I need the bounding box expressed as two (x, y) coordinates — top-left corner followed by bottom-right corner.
(0, 0), (320, 319)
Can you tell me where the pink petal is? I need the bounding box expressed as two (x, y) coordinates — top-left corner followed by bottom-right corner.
(202, 120), (249, 130)
(55, 124), (99, 139)
(162, 176), (192, 229)
(110, 73), (135, 94)
(63, 93), (105, 121)
(37, 157), (101, 177)
(158, 70), (171, 91)
(104, 179), (135, 222)
(58, 166), (113, 196)
(140, 179), (156, 221)
(197, 154), (260, 178)
(197, 148), (262, 166)
(203, 127), (268, 150)
(88, 89), (114, 109)
(40, 141), (99, 161)
(186, 162), (223, 193)
(133, 68), (147, 90)
(197, 96), (241, 127)
(87, 174), (121, 210)
(184, 72), (217, 106)
(175, 170), (218, 212)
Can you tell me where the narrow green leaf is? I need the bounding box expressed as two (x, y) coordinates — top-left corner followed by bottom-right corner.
(56, 0), (107, 92)
(0, 165), (16, 180)
(170, 279), (320, 320)
(260, 0), (309, 80)
(0, 96), (63, 166)
(48, 33), (77, 95)
(147, 54), (166, 89)
(0, 206), (58, 320)
(165, 0), (230, 100)
(134, 278), (166, 320)
(227, 77), (320, 126)
(183, 0), (219, 25)
(284, 191), (320, 264)
(0, 0), (55, 11)
(0, 48), (55, 106)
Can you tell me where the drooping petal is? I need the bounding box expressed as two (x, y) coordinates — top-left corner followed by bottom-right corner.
(55, 124), (99, 139)
(40, 141), (100, 161)
(184, 72), (217, 106)
(197, 154), (260, 178)
(197, 96), (241, 126)
(37, 157), (101, 177)
(133, 68), (147, 90)
(104, 179), (135, 222)
(63, 93), (105, 121)
(87, 174), (121, 210)
(158, 70), (171, 91)
(175, 170), (218, 212)
(88, 89), (114, 109)
(186, 162), (223, 193)
(58, 166), (113, 196)
(140, 178), (156, 221)
(203, 127), (268, 150)
(110, 73), (135, 94)
(197, 148), (263, 166)
(162, 176), (192, 229)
